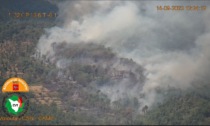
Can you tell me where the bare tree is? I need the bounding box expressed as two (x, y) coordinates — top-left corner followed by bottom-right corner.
(142, 105), (148, 114)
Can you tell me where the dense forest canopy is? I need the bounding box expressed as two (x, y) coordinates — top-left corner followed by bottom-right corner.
(0, 0), (210, 125)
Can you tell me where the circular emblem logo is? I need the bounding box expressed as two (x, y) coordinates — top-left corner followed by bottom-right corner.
(2, 93), (29, 117)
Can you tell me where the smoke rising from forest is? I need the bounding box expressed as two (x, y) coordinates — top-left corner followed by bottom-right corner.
(37, 1), (210, 111)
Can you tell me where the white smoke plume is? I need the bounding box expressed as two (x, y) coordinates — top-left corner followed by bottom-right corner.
(37, 0), (210, 111)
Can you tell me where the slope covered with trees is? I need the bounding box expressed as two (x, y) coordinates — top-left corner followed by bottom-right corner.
(0, 0), (210, 125)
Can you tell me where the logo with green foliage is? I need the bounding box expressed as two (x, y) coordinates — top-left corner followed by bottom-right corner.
(2, 93), (29, 117)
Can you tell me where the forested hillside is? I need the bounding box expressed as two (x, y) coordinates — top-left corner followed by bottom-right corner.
(0, 0), (210, 125)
